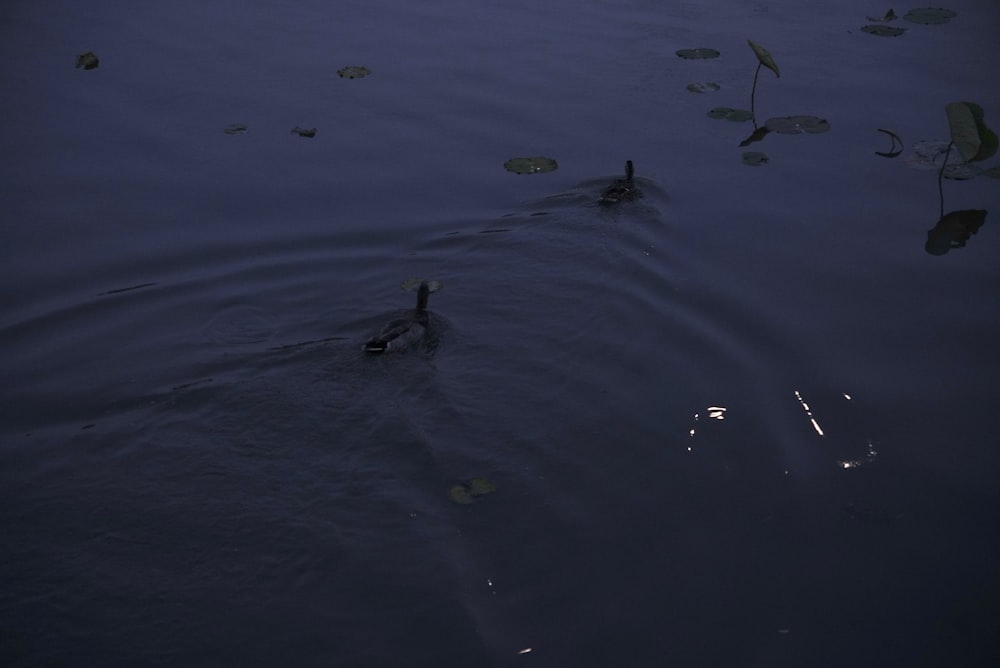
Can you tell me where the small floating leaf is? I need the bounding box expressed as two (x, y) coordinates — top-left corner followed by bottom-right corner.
(676, 48), (720, 60)
(337, 65), (371, 79)
(686, 82), (720, 93)
(925, 209), (986, 255)
(742, 151), (769, 166)
(903, 7), (957, 24)
(747, 40), (780, 77)
(707, 107), (753, 122)
(764, 115), (830, 134)
(401, 278), (443, 293)
(739, 126), (771, 146)
(861, 24), (906, 36)
(223, 123), (248, 135)
(448, 485), (476, 505)
(75, 51), (99, 70)
(291, 126), (316, 138)
(503, 156), (558, 174)
(467, 478), (497, 496)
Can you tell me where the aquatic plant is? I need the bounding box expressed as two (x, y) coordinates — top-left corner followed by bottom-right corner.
(503, 156), (558, 175)
(747, 40), (779, 127)
(75, 51), (99, 70)
(337, 65), (371, 79)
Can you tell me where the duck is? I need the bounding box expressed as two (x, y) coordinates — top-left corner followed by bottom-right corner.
(599, 160), (638, 204)
(363, 279), (441, 353)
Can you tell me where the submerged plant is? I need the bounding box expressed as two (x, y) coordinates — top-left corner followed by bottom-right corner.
(747, 40), (779, 128)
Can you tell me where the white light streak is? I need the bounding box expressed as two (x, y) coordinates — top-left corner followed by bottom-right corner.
(794, 390), (824, 436)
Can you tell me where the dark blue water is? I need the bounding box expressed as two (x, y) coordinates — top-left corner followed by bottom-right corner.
(2, 1), (999, 666)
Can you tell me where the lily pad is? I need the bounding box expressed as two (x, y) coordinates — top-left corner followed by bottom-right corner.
(676, 48), (720, 60)
(686, 82), (720, 93)
(764, 115), (830, 134)
(945, 101), (997, 162)
(707, 107), (753, 122)
(223, 123), (248, 135)
(748, 40), (780, 77)
(861, 24), (906, 36)
(291, 126), (316, 138)
(401, 278), (443, 293)
(902, 7), (957, 24)
(448, 477), (497, 505)
(925, 209), (986, 255)
(337, 65), (371, 79)
(75, 51), (99, 70)
(504, 156), (558, 174)
(742, 151), (769, 166)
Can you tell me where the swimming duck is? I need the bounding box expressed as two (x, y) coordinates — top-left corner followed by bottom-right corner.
(363, 279), (442, 353)
(599, 160), (638, 204)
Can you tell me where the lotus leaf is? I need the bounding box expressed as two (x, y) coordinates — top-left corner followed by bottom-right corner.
(223, 123), (248, 135)
(742, 152), (769, 167)
(945, 102), (997, 163)
(861, 24), (906, 36)
(75, 51), (99, 70)
(467, 478), (497, 496)
(676, 48), (720, 60)
(504, 156), (558, 174)
(686, 82), (720, 93)
(291, 127), (316, 138)
(447, 477), (496, 505)
(903, 8), (957, 24)
(763, 115), (830, 134)
(748, 40), (780, 77)
(707, 107), (753, 122)
(337, 65), (371, 79)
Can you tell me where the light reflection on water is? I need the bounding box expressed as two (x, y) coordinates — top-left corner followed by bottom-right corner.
(2, 1), (1000, 666)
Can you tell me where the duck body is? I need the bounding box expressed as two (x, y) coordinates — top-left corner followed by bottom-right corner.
(363, 280), (437, 354)
(599, 160), (638, 205)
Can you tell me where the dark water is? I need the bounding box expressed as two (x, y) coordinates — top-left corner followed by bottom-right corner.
(2, 1), (999, 666)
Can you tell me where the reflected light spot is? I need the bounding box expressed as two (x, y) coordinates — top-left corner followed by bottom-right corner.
(794, 390), (824, 436)
(843, 393), (853, 401)
(708, 406), (727, 420)
(518, 648), (533, 654)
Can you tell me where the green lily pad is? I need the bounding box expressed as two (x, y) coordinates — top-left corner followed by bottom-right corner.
(945, 101), (997, 162)
(75, 51), (99, 70)
(503, 156), (558, 174)
(902, 8), (957, 24)
(448, 477), (497, 505)
(467, 478), (497, 496)
(223, 123), (248, 135)
(291, 126), (316, 138)
(401, 278), (443, 293)
(686, 82), (720, 93)
(742, 151), (769, 166)
(861, 24), (907, 36)
(337, 65), (371, 79)
(707, 107), (753, 122)
(676, 48), (720, 60)
(764, 115), (831, 134)
(748, 40), (780, 77)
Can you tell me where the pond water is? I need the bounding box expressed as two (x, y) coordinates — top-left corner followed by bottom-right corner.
(2, 1), (999, 666)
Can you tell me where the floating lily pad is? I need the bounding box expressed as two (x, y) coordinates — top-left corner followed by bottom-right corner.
(906, 139), (957, 169)
(75, 51), (99, 70)
(748, 40), (780, 77)
(739, 126), (771, 146)
(942, 163), (981, 180)
(686, 82), (720, 93)
(982, 166), (1000, 179)
(676, 48), (720, 60)
(504, 156), (558, 174)
(291, 126), (316, 138)
(223, 123), (248, 135)
(903, 7), (956, 24)
(742, 151), (769, 166)
(861, 24), (906, 36)
(707, 107), (753, 122)
(337, 65), (371, 79)
(867, 8), (898, 21)
(945, 101), (997, 162)
(926, 209), (986, 255)
(764, 115), (830, 134)
(448, 477), (497, 505)
(401, 278), (443, 293)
